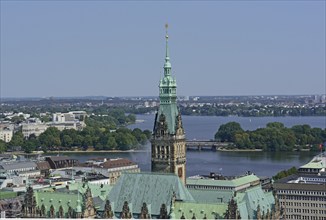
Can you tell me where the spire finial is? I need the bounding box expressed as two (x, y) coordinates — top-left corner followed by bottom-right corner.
(165, 23), (169, 60)
(164, 23), (171, 74)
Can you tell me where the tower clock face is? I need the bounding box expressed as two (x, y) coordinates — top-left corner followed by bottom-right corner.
(178, 167), (183, 178)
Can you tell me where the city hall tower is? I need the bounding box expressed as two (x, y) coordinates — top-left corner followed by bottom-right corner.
(151, 25), (186, 184)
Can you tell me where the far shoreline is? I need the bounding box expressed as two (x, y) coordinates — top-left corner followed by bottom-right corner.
(217, 147), (263, 152)
(46, 149), (149, 154)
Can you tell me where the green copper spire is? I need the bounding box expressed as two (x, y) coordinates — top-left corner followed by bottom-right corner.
(155, 24), (179, 134)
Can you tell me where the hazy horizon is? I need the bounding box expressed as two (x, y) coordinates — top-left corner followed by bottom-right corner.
(1, 1), (325, 98)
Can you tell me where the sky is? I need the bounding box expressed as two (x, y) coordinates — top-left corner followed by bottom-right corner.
(0, 1), (325, 98)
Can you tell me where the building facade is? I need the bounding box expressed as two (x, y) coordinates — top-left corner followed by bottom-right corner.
(0, 128), (13, 143)
(151, 26), (186, 184)
(21, 122), (48, 139)
(274, 153), (326, 220)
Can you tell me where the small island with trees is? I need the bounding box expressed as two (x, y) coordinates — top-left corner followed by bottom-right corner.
(215, 121), (326, 151)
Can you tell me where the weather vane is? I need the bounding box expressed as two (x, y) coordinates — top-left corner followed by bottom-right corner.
(165, 23), (169, 38)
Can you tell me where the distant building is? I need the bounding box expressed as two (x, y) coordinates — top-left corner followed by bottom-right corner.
(76, 158), (140, 185)
(0, 127), (13, 143)
(21, 122), (48, 139)
(49, 112), (86, 131)
(68, 111), (87, 120)
(0, 161), (39, 177)
(5, 112), (30, 120)
(45, 156), (78, 170)
(36, 161), (51, 177)
(52, 113), (75, 123)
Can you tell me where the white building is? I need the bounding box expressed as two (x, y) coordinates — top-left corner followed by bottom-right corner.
(50, 112), (86, 131)
(0, 128), (13, 143)
(21, 122), (48, 139)
(52, 112), (77, 123)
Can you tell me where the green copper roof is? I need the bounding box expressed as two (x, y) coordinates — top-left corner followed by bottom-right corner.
(33, 182), (112, 216)
(186, 174), (260, 188)
(156, 103), (179, 134)
(235, 186), (275, 219)
(67, 182), (112, 201)
(0, 191), (17, 200)
(34, 190), (81, 215)
(188, 189), (233, 204)
(232, 174), (260, 186)
(107, 172), (195, 216)
(172, 201), (227, 219)
(300, 160), (324, 169)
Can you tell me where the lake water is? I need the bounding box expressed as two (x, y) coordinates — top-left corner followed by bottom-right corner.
(47, 115), (325, 177)
(129, 114), (326, 140)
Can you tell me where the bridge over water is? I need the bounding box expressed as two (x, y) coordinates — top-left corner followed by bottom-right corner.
(186, 140), (232, 151)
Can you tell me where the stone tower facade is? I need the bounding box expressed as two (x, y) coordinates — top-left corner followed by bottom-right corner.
(151, 25), (186, 184)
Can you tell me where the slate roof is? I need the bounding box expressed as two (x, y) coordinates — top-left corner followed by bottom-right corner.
(107, 172), (195, 216)
(36, 161), (51, 170)
(0, 161), (37, 170)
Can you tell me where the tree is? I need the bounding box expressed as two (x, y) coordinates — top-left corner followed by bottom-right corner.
(0, 140), (7, 153)
(215, 122), (244, 142)
(106, 136), (118, 150)
(9, 132), (24, 147)
(10, 115), (25, 124)
(266, 122), (285, 129)
(273, 166), (298, 180)
(82, 135), (93, 147)
(62, 135), (73, 147)
(234, 132), (252, 149)
(39, 127), (61, 147)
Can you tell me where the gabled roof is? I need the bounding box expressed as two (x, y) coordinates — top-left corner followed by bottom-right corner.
(67, 182), (112, 200)
(235, 186), (275, 219)
(36, 161), (51, 170)
(108, 172), (194, 216)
